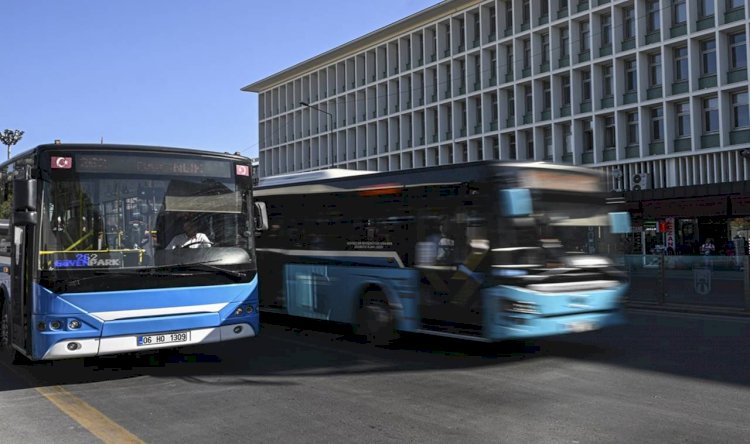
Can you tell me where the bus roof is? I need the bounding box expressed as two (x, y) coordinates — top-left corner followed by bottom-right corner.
(0, 143), (252, 169)
(257, 169), (375, 188)
(255, 161), (603, 196)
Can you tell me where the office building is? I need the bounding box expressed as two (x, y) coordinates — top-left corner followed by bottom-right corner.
(244, 0), (750, 253)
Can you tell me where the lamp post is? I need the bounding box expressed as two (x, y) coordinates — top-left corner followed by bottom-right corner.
(0, 129), (24, 160)
(299, 101), (335, 168)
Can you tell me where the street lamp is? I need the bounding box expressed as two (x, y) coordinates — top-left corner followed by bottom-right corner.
(0, 129), (24, 160)
(299, 101), (335, 168)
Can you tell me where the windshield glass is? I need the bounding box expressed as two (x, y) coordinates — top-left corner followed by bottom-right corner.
(492, 185), (622, 267)
(39, 153), (254, 272)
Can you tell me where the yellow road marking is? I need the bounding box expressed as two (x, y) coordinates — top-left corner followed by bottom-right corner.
(1, 359), (143, 443)
(35, 385), (144, 444)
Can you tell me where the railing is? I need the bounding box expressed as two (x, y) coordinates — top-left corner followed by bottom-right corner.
(625, 254), (750, 313)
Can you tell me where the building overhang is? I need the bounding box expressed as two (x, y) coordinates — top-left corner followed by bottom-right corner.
(242, 0), (480, 93)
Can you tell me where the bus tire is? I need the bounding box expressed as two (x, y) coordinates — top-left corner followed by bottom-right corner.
(0, 299), (24, 364)
(355, 291), (398, 346)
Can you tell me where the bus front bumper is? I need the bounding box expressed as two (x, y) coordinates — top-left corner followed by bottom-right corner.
(40, 323), (256, 360)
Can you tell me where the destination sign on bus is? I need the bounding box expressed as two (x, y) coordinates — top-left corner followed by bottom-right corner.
(72, 154), (232, 178)
(519, 169), (601, 193)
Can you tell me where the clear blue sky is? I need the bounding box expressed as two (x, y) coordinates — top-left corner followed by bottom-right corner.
(1, 0), (439, 158)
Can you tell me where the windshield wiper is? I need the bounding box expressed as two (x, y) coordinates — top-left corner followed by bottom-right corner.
(174, 262), (246, 279)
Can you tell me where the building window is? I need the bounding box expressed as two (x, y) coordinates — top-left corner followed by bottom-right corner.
(506, 2), (513, 30)
(674, 45), (689, 81)
(727, 0), (743, 11)
(675, 101), (691, 137)
(540, 0), (549, 17)
(729, 32), (747, 70)
(651, 107), (664, 141)
(490, 49), (497, 79)
(581, 69), (591, 101)
(543, 127), (552, 158)
(560, 27), (569, 59)
(509, 133), (517, 159)
(701, 40), (717, 76)
(627, 111), (639, 145)
(562, 74), (571, 105)
(506, 45), (513, 74)
(583, 120), (593, 151)
(703, 97), (719, 133)
(541, 33), (550, 65)
(733, 92), (750, 128)
(699, 0), (715, 17)
(601, 14), (611, 47)
(604, 116), (615, 148)
(580, 20), (590, 53)
(543, 81), (551, 111)
(523, 38), (531, 70)
(491, 93), (499, 122)
(647, 0), (660, 33)
(673, 0), (687, 24)
(649, 53), (662, 86)
(525, 85), (533, 114)
(623, 6), (635, 40)
(603, 64), (613, 97)
(526, 130), (534, 159)
(489, 6), (496, 37)
(522, 0), (530, 26)
(562, 123), (572, 155)
(625, 59), (637, 92)
(508, 91), (515, 118)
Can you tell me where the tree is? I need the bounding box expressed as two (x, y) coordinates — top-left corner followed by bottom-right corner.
(0, 129), (24, 160)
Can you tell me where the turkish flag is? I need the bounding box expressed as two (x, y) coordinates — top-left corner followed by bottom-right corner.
(236, 164), (249, 176)
(51, 156), (72, 169)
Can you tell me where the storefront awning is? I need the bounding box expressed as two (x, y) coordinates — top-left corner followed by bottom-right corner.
(731, 195), (750, 216)
(642, 196), (728, 218)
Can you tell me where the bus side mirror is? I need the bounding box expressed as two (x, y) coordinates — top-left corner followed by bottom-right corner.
(253, 201), (268, 232)
(13, 178), (38, 226)
(500, 188), (533, 216)
(609, 212), (631, 234)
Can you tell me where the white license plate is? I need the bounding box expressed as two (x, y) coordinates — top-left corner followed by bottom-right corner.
(137, 331), (191, 346)
(567, 321), (596, 333)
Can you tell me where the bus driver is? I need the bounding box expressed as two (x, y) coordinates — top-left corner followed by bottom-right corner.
(166, 219), (212, 249)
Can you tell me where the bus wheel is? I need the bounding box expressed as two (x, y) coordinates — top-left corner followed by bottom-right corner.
(0, 301), (23, 364)
(356, 292), (398, 346)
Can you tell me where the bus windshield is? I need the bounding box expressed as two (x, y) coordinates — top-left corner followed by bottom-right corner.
(491, 188), (621, 269)
(40, 163), (254, 272)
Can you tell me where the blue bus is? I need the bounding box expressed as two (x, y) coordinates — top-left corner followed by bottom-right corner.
(0, 144), (267, 362)
(255, 161), (630, 344)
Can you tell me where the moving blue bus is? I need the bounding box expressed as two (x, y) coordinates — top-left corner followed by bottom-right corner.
(255, 161), (630, 343)
(0, 144), (266, 362)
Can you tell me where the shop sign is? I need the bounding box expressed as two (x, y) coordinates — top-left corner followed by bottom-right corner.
(644, 221), (658, 232)
(665, 218), (675, 250)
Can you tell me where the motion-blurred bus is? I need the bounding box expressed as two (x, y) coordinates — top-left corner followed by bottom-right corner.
(255, 161), (630, 343)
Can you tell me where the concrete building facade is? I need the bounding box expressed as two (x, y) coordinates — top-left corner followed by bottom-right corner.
(244, 0), (750, 254)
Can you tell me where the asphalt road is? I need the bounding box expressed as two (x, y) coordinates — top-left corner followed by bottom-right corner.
(1, 310), (750, 443)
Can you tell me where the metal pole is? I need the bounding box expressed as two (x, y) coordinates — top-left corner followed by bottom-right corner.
(299, 102), (334, 168)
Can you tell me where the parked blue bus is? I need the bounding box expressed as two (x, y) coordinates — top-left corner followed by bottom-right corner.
(255, 161), (630, 343)
(0, 144), (266, 362)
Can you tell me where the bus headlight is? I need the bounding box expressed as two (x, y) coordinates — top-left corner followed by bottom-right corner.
(234, 307), (244, 316)
(69, 319), (81, 330)
(50, 320), (62, 330)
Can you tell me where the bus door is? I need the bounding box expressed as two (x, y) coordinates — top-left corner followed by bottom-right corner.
(9, 175), (39, 354)
(415, 209), (490, 326)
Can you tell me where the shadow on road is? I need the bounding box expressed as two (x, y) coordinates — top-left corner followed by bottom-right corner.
(2, 309), (750, 391)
